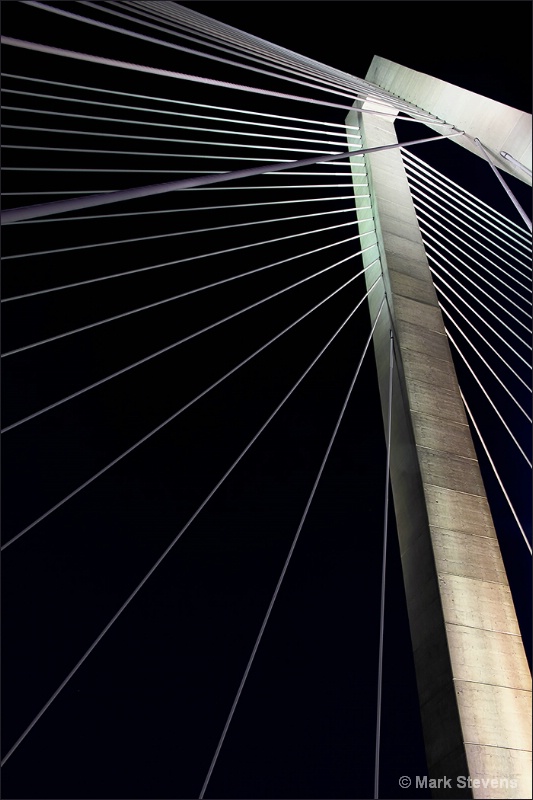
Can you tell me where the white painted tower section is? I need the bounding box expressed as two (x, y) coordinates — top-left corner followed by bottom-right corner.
(366, 56), (532, 185)
(346, 64), (532, 799)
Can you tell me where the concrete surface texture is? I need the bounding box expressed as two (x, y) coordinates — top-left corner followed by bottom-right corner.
(345, 70), (532, 799)
(366, 56), (532, 186)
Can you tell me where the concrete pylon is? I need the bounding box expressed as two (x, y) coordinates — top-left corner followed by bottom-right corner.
(346, 66), (532, 799)
(366, 56), (532, 186)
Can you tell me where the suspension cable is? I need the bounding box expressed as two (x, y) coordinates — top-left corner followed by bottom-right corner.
(0, 34), (427, 126)
(2, 232), (371, 357)
(3, 219), (363, 300)
(3, 104), (353, 153)
(1, 124), (461, 223)
(77, 0), (377, 105)
(2, 89), (353, 147)
(473, 137), (532, 233)
(440, 304), (531, 422)
(407, 173), (533, 282)
(112, 0), (374, 100)
(445, 328), (532, 468)
(3, 194), (363, 227)
(413, 203), (532, 315)
(429, 263), (531, 370)
(374, 328), (394, 800)
(2, 246), (377, 432)
(423, 238), (532, 350)
(1, 72), (364, 135)
(199, 295), (386, 799)
(434, 280), (531, 394)
(2, 205), (358, 263)
(460, 389), (532, 555)
(2, 184), (364, 203)
(25, 0), (379, 108)
(402, 150), (532, 249)
(146, 1), (451, 126)
(0, 281), (382, 770)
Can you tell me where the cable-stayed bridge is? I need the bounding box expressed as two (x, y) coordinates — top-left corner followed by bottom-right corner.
(1, 2), (531, 798)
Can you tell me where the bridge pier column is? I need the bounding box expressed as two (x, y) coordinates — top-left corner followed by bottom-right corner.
(346, 93), (531, 799)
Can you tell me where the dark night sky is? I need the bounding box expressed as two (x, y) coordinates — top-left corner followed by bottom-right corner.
(1, 2), (531, 799)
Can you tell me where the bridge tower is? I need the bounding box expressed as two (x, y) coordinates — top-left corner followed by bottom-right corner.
(347, 59), (532, 798)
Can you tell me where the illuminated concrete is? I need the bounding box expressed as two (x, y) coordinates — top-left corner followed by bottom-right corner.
(346, 81), (531, 799)
(366, 56), (532, 186)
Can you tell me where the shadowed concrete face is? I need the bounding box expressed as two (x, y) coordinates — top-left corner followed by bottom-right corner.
(346, 79), (531, 799)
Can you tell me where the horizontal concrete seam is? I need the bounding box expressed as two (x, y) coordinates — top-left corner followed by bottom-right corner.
(417, 444), (478, 463)
(412, 410), (469, 428)
(424, 482), (488, 501)
(393, 320), (446, 336)
(379, 208), (422, 223)
(405, 375), (463, 393)
(420, 677), (531, 716)
(444, 620), (523, 638)
(402, 366), (460, 388)
(435, 570), (509, 588)
(401, 334), (452, 357)
(379, 209), (421, 225)
(429, 525), (496, 541)
(398, 521), (495, 548)
(397, 331), (449, 348)
(390, 276), (438, 294)
(454, 678), (532, 693)
(463, 742), (533, 753)
(389, 289), (440, 310)
(377, 195), (421, 209)
(410, 411), (469, 427)
(427, 526), (497, 542)
(396, 322), (448, 339)
(417, 449), (479, 463)
(382, 238), (428, 256)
